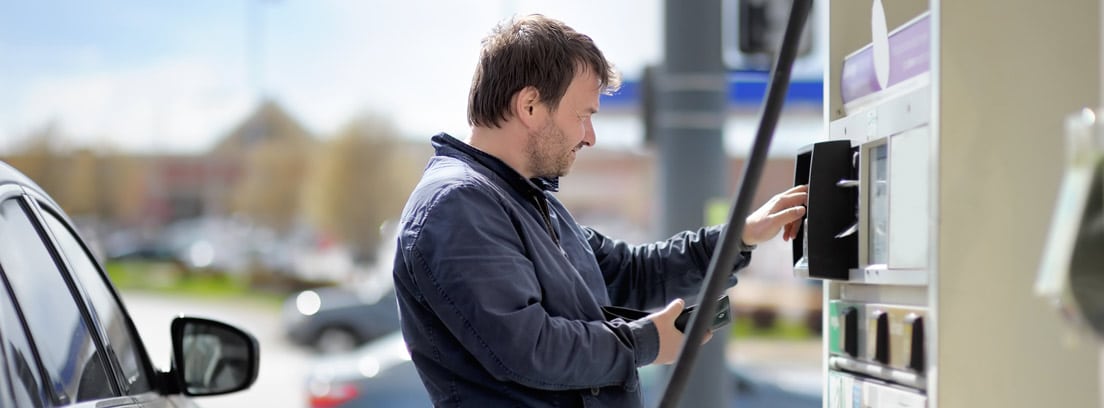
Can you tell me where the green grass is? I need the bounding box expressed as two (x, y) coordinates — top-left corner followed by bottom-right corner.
(730, 316), (816, 340)
(106, 260), (820, 338)
(104, 261), (285, 307)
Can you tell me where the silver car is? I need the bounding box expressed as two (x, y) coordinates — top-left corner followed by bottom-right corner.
(0, 160), (260, 407)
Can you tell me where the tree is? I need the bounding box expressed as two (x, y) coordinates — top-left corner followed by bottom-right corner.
(3, 122), (151, 226)
(301, 114), (423, 263)
(5, 121), (66, 198)
(96, 153), (147, 226)
(224, 100), (316, 232)
(234, 141), (313, 232)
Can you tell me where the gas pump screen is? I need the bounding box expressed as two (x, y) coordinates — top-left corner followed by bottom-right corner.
(869, 144), (888, 265)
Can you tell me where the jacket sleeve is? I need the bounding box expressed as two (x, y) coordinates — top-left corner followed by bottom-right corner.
(584, 225), (752, 310)
(406, 184), (657, 390)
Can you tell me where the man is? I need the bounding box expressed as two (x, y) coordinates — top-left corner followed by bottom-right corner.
(392, 14), (807, 407)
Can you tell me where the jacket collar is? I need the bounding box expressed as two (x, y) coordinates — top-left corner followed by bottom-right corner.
(431, 133), (560, 194)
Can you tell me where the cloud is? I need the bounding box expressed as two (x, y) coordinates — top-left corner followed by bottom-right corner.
(0, 0), (663, 153)
(9, 57), (252, 153)
(264, 0), (661, 140)
(261, 1), (497, 139)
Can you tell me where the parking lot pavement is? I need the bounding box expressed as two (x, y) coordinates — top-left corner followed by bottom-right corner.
(123, 290), (822, 408)
(728, 339), (823, 396)
(729, 338), (821, 365)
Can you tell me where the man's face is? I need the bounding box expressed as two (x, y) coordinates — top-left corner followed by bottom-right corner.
(526, 70), (600, 179)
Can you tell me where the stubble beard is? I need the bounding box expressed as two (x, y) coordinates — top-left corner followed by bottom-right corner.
(526, 119), (575, 179)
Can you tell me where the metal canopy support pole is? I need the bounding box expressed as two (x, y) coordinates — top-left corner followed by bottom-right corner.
(655, 0), (813, 406)
(656, 0), (729, 405)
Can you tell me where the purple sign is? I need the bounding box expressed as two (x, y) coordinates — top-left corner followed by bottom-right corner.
(887, 14), (931, 87)
(840, 13), (930, 105)
(841, 46), (879, 103)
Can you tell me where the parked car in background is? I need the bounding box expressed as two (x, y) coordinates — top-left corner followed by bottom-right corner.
(282, 278), (401, 353)
(0, 160), (261, 407)
(303, 331), (821, 408)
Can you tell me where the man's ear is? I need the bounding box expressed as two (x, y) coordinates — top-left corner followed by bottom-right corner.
(513, 86), (543, 129)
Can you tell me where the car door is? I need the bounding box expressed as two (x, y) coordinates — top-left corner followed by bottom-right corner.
(29, 195), (192, 408)
(0, 185), (142, 407)
(0, 261), (49, 407)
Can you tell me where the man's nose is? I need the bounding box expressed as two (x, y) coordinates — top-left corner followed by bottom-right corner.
(583, 120), (596, 147)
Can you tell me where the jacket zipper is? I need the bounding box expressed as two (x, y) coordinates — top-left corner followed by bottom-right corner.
(532, 196), (561, 247)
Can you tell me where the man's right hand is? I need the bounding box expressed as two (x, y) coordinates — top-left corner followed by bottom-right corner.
(646, 299), (713, 365)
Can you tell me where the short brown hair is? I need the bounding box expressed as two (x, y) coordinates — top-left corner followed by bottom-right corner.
(467, 14), (621, 128)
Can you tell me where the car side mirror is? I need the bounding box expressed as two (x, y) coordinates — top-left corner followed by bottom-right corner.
(169, 316), (260, 396)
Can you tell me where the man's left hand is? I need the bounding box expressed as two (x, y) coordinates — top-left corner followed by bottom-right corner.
(741, 184), (808, 246)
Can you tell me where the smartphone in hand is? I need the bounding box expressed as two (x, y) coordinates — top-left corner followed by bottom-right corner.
(674, 295), (732, 333)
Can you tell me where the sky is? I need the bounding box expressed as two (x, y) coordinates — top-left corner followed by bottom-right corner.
(0, 0), (827, 156)
(0, 0), (672, 154)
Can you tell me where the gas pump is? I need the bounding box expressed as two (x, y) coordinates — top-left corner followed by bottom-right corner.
(1035, 5), (1104, 404)
(1035, 1), (1104, 405)
(796, 4), (931, 406)
(806, 0), (1100, 407)
(663, 1), (1098, 406)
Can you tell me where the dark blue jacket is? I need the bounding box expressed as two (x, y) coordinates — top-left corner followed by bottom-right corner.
(392, 133), (750, 407)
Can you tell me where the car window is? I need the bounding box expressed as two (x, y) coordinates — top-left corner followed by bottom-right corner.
(0, 272), (48, 407)
(40, 209), (153, 394)
(0, 198), (115, 404)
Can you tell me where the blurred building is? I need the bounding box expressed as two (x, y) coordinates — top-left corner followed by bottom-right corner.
(143, 99), (316, 224)
(1, 100), (814, 312)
